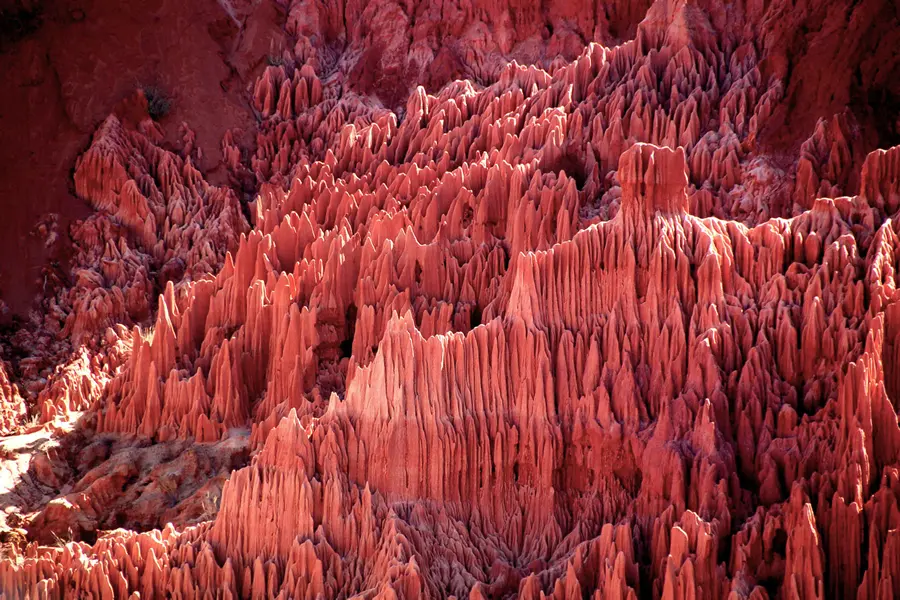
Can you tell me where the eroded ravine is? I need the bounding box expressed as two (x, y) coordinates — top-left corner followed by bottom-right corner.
(1, 0), (900, 597)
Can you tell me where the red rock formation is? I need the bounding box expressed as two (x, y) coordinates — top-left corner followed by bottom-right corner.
(1, 0), (900, 598)
(0, 356), (24, 434)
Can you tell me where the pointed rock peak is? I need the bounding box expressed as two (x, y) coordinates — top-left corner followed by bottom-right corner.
(256, 408), (314, 473)
(665, 0), (716, 51)
(618, 143), (689, 216)
(383, 309), (419, 339)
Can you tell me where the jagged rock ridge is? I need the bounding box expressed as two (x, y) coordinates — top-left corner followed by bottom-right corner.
(1, 0), (900, 598)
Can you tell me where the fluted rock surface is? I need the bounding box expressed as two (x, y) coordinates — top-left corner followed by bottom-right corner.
(1, 0), (900, 598)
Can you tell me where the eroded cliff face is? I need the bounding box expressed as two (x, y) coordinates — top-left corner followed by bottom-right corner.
(1, 0), (900, 597)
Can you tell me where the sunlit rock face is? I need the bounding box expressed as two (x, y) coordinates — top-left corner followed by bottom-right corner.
(1, 0), (900, 597)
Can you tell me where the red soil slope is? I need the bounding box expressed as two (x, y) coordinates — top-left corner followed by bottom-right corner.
(1, 0), (900, 598)
(0, 0), (276, 317)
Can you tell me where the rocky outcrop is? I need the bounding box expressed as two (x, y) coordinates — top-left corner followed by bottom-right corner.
(1, 0), (900, 598)
(0, 356), (24, 435)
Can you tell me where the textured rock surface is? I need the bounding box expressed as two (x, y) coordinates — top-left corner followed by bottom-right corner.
(1, 0), (900, 597)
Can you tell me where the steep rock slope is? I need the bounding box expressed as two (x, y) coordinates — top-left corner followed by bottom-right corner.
(1, 0), (900, 598)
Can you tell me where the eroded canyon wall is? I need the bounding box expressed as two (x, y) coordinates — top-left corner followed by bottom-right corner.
(1, 0), (900, 598)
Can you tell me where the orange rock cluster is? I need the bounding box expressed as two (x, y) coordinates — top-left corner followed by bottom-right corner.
(1, 0), (900, 598)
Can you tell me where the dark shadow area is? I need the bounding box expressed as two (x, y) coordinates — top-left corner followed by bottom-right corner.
(859, 85), (900, 150)
(541, 149), (589, 190)
(0, 1), (43, 49)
